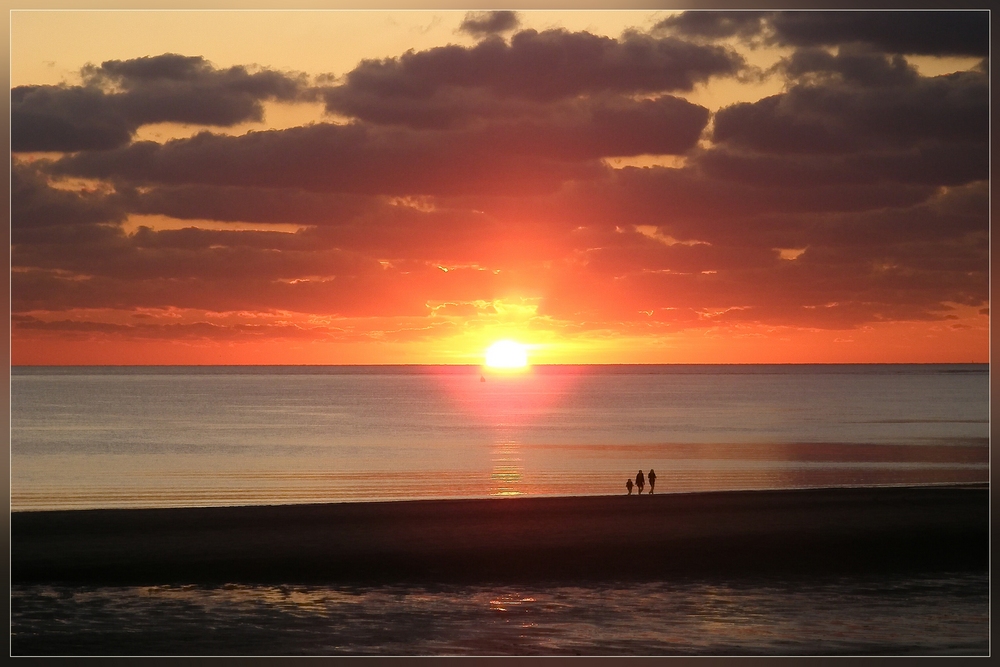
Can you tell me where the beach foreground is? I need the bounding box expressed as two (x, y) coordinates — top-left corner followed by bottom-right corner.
(12, 486), (988, 585)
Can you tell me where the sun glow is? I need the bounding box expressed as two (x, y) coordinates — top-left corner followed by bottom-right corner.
(484, 340), (529, 369)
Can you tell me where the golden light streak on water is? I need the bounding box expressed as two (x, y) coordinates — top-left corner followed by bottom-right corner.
(490, 439), (524, 497)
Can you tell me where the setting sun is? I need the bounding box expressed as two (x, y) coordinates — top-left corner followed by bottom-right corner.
(484, 340), (529, 369)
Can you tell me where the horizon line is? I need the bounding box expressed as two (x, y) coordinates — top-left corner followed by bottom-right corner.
(10, 361), (989, 367)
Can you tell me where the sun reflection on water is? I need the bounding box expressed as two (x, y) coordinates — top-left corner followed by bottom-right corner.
(490, 438), (524, 496)
(490, 593), (537, 613)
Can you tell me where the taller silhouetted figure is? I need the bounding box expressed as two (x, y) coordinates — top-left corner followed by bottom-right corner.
(648, 469), (656, 494)
(636, 469), (645, 494)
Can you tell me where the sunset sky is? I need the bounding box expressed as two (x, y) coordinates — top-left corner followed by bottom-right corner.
(10, 9), (989, 365)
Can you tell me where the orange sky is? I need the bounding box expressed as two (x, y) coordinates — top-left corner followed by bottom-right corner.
(10, 9), (990, 364)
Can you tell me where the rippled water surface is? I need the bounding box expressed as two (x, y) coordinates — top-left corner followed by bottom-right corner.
(11, 572), (988, 655)
(10, 364), (989, 510)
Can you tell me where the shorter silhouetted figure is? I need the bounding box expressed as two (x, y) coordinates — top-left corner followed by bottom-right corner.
(648, 469), (656, 494)
(626, 478), (634, 495)
(636, 469), (645, 494)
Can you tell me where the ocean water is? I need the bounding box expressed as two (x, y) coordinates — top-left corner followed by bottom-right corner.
(10, 364), (990, 655)
(10, 364), (989, 510)
(10, 573), (990, 655)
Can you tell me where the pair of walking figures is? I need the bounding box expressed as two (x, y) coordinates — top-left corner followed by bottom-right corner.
(626, 468), (655, 495)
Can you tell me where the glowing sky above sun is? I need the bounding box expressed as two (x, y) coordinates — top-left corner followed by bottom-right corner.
(8, 8), (989, 365)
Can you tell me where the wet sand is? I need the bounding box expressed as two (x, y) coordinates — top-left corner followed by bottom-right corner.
(11, 486), (988, 585)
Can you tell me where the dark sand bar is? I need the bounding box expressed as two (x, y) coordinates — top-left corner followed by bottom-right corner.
(12, 486), (988, 585)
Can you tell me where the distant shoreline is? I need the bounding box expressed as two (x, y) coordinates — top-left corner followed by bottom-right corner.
(12, 485), (989, 586)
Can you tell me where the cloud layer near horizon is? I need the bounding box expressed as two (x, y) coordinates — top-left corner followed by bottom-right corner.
(11, 10), (989, 359)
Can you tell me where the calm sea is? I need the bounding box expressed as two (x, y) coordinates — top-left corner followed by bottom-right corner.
(10, 364), (990, 510)
(9, 364), (990, 655)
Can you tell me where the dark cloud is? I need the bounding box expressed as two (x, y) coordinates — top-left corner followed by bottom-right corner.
(324, 83), (517, 130)
(12, 54), (308, 152)
(528, 170), (988, 329)
(10, 162), (126, 246)
(656, 10), (989, 57)
(458, 10), (520, 37)
(536, 241), (986, 330)
(50, 98), (711, 195)
(324, 79), (715, 140)
(11, 316), (324, 342)
(712, 68), (987, 154)
(12, 85), (133, 152)
(698, 141), (987, 189)
(50, 123), (604, 196)
(767, 10), (989, 57)
(472, 96), (709, 160)
(560, 163), (983, 252)
(581, 232), (777, 277)
(511, 168), (986, 329)
(11, 172), (987, 332)
(10, 261), (481, 318)
(86, 53), (305, 124)
(126, 226), (309, 252)
(778, 46), (919, 87)
(123, 184), (374, 225)
(555, 166), (938, 236)
(323, 28), (743, 125)
(802, 182), (988, 249)
(653, 11), (766, 41)
(15, 237), (376, 284)
(10, 313), (463, 344)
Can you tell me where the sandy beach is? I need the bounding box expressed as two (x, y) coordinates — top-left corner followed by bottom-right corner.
(11, 485), (988, 585)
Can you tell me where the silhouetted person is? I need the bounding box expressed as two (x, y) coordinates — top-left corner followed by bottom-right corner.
(626, 478), (633, 495)
(648, 469), (656, 494)
(636, 469), (645, 494)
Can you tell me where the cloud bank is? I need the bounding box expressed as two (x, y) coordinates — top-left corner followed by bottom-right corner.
(11, 11), (989, 361)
